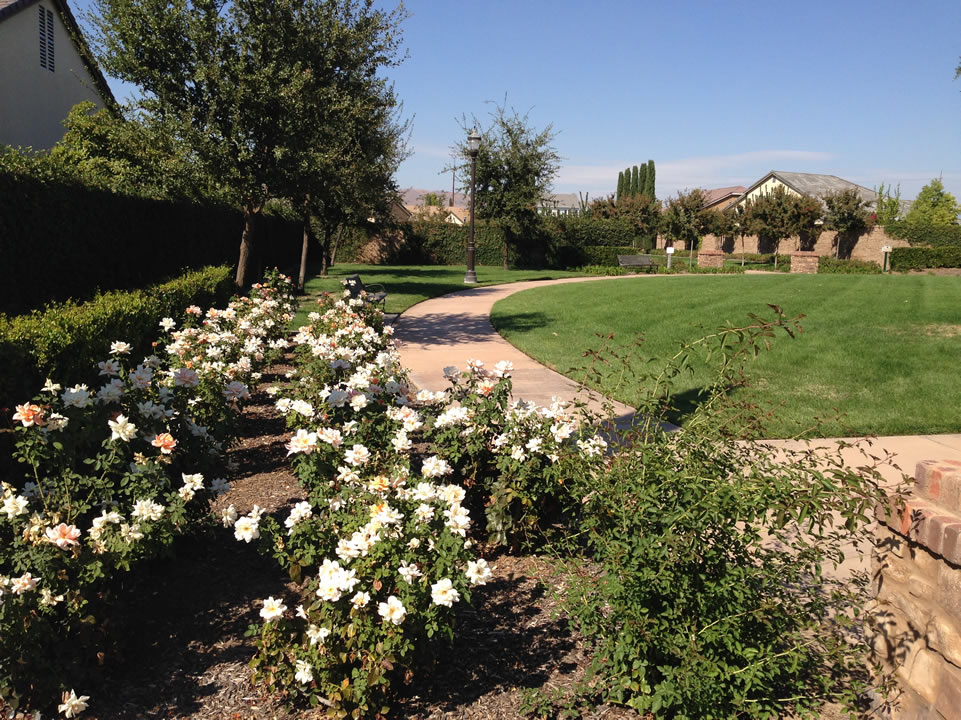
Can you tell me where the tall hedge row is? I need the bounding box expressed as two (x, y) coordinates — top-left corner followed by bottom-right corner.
(0, 265), (234, 422)
(890, 246), (961, 271)
(884, 221), (961, 248)
(393, 221), (515, 266)
(544, 215), (654, 249)
(0, 170), (302, 314)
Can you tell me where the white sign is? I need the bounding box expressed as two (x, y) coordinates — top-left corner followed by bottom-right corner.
(881, 245), (892, 253)
(666, 247), (675, 254)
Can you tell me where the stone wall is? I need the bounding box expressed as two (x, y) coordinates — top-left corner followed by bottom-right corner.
(871, 460), (961, 719)
(693, 226), (909, 263)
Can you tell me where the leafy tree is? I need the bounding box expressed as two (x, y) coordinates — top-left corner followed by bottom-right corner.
(660, 189), (710, 251)
(793, 193), (824, 251)
(630, 165), (639, 196)
(644, 159), (656, 199)
(422, 192), (444, 207)
(821, 189), (869, 255)
(89, 0), (407, 288)
(742, 186), (800, 265)
(616, 171), (625, 202)
(637, 162), (648, 199)
(903, 178), (961, 226)
(452, 102), (561, 269)
(49, 102), (228, 203)
(874, 183), (903, 225)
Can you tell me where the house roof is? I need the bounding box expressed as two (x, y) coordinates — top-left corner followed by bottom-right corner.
(1, 0), (116, 110)
(744, 171), (878, 206)
(701, 185), (745, 207)
(540, 192), (582, 209)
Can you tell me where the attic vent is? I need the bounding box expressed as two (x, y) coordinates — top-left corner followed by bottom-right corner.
(39, 5), (54, 72)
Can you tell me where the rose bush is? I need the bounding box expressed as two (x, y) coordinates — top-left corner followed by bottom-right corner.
(0, 273), (297, 717)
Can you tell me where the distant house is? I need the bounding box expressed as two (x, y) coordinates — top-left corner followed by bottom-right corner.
(733, 171), (885, 212)
(404, 204), (469, 225)
(0, 0), (115, 150)
(701, 185), (745, 212)
(538, 193), (583, 217)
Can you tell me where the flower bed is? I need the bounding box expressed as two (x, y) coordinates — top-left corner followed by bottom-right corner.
(239, 288), (607, 715)
(0, 272), (297, 716)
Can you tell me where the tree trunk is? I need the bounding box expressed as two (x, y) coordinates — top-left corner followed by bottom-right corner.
(235, 201), (259, 289)
(298, 213), (311, 291)
(502, 241), (508, 271)
(320, 226), (334, 277)
(330, 225), (345, 268)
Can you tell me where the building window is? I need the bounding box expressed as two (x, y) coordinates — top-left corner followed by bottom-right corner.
(39, 5), (54, 72)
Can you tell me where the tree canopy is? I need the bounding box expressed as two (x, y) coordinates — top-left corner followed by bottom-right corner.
(452, 102), (560, 268)
(89, 0), (408, 287)
(903, 179), (961, 226)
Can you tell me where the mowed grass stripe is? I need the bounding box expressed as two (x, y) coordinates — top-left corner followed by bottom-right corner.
(490, 274), (961, 438)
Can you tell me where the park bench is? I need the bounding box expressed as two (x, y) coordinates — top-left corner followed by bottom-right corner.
(617, 254), (655, 272)
(343, 274), (387, 309)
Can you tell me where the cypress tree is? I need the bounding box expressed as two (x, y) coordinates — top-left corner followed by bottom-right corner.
(630, 166), (639, 197)
(638, 163), (648, 198)
(645, 159), (656, 199)
(617, 171), (624, 202)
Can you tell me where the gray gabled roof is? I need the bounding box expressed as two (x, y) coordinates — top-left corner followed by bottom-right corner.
(0, 0), (116, 109)
(769, 171), (877, 205)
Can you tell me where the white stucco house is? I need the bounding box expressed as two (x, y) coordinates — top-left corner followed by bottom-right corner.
(0, 0), (115, 150)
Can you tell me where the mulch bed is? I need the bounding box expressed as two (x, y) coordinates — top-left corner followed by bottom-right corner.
(74, 362), (640, 720)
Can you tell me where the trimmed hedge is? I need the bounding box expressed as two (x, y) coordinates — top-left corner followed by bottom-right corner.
(884, 221), (961, 248)
(817, 257), (882, 274)
(0, 169), (301, 314)
(890, 246), (961, 271)
(545, 215), (654, 249)
(396, 220), (514, 266)
(0, 265), (234, 419)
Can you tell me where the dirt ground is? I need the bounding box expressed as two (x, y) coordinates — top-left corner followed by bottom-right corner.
(71, 363), (640, 720)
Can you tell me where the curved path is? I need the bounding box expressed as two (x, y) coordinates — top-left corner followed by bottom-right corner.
(394, 275), (644, 426)
(393, 275), (961, 488)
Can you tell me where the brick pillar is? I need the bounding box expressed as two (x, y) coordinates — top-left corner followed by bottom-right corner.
(872, 460), (961, 719)
(697, 249), (724, 269)
(790, 251), (819, 274)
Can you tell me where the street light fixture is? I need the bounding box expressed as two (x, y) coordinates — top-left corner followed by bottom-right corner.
(464, 128), (481, 284)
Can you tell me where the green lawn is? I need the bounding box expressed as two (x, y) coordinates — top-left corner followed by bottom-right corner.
(293, 263), (588, 327)
(490, 274), (961, 438)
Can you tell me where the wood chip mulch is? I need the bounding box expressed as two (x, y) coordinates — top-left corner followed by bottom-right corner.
(73, 360), (640, 720)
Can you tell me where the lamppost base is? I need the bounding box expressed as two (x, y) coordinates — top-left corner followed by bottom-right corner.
(463, 270), (478, 284)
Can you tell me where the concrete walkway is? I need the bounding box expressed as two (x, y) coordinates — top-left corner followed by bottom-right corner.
(393, 275), (961, 488)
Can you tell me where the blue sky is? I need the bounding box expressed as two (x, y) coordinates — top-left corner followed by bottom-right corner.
(76, 0), (960, 203)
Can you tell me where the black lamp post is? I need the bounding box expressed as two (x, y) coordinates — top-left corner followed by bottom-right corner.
(464, 128), (481, 284)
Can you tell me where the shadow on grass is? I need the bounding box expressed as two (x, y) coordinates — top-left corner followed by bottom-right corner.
(489, 311), (552, 336)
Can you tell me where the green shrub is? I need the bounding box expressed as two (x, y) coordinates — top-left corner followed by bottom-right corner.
(545, 215), (649, 248)
(818, 257), (882, 274)
(890, 246), (961, 271)
(0, 266), (233, 416)
(884, 221), (961, 248)
(577, 265), (632, 276)
(533, 308), (899, 718)
(397, 219), (511, 266)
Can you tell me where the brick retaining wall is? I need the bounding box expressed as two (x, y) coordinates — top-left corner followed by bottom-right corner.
(872, 460), (961, 719)
(690, 226), (909, 263)
(790, 252), (819, 274)
(697, 249), (724, 268)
